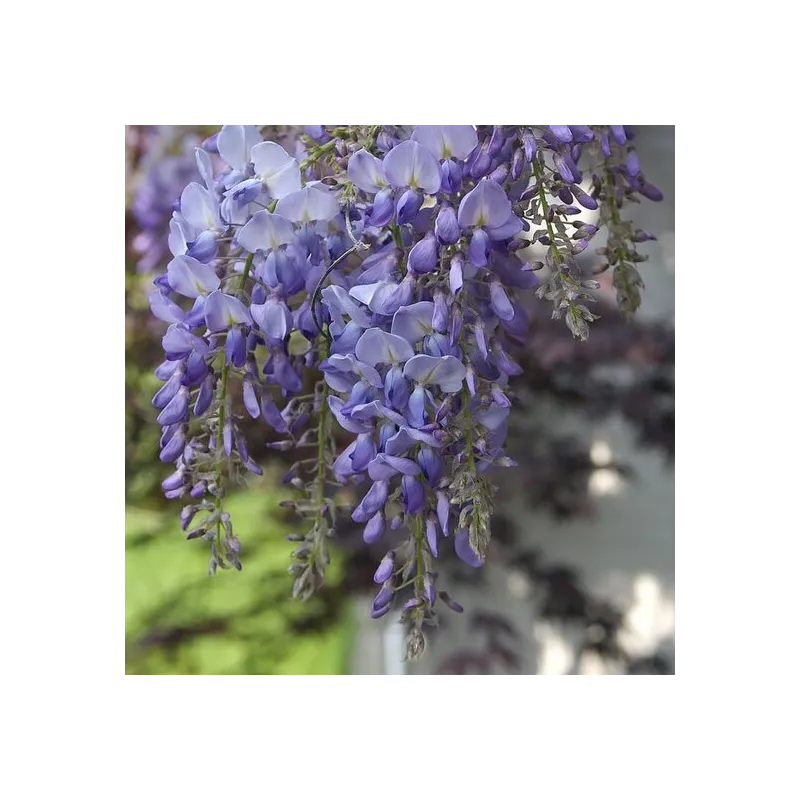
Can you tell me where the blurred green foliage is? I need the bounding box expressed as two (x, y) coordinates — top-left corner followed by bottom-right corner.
(126, 486), (352, 674)
(124, 268), (353, 672)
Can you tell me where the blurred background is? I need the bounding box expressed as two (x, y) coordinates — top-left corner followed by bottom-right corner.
(125, 125), (674, 675)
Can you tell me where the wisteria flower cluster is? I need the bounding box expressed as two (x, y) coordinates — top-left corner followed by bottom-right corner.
(129, 127), (201, 273)
(148, 124), (661, 659)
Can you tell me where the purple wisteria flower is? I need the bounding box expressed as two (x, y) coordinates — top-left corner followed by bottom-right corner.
(130, 128), (201, 273)
(411, 125), (478, 161)
(145, 123), (662, 656)
(383, 140), (442, 193)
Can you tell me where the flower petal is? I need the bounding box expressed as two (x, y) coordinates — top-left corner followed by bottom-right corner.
(367, 188), (395, 227)
(455, 530), (484, 566)
(226, 178), (262, 208)
(167, 215), (192, 257)
(487, 213), (524, 241)
(457, 179), (512, 229)
(350, 432), (377, 472)
(363, 511), (385, 543)
(347, 149), (388, 193)
(162, 323), (209, 359)
(383, 140), (441, 193)
(407, 233), (438, 274)
(383, 425), (440, 455)
(324, 353), (383, 388)
(355, 327), (415, 367)
(412, 125), (477, 160)
(180, 182), (221, 232)
(417, 446), (444, 485)
(373, 552), (395, 584)
(333, 440), (360, 480)
(167, 255), (220, 298)
(441, 159), (463, 193)
(489, 279), (515, 321)
(391, 302), (434, 344)
(195, 147), (215, 190)
(403, 354), (466, 392)
(367, 453), (421, 481)
(548, 125), (573, 143)
(396, 189), (423, 225)
(323, 285), (373, 328)
(435, 203), (460, 245)
(149, 289), (185, 323)
(384, 365), (410, 409)
(477, 404), (510, 430)
(436, 491), (450, 536)
(350, 401), (406, 427)
(352, 480), (389, 522)
(276, 186), (339, 223)
(468, 228), (491, 267)
(348, 281), (404, 315)
(401, 475), (426, 514)
(356, 246), (400, 285)
(426, 517), (439, 557)
(251, 297), (292, 343)
(330, 320), (364, 355)
(237, 210), (296, 254)
(251, 141), (301, 199)
(449, 254), (463, 295)
(217, 125), (261, 170)
(328, 396), (373, 434)
(204, 290), (252, 332)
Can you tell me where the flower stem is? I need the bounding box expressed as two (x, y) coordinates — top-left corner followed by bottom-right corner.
(364, 125), (381, 152)
(212, 253), (255, 549)
(300, 138), (336, 169)
(215, 252), (254, 471)
(308, 337), (330, 577)
(534, 159), (563, 265)
(391, 223), (403, 250)
(316, 386), (329, 515)
(237, 252), (254, 296)
(461, 384), (477, 474)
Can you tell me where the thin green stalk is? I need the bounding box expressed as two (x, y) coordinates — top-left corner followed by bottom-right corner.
(391, 223), (403, 250)
(605, 172), (626, 263)
(215, 253), (253, 466)
(237, 253), (254, 295)
(214, 362), (229, 550)
(315, 385), (329, 521)
(533, 160), (582, 315)
(309, 336), (330, 572)
(461, 384), (477, 474)
(606, 172), (622, 225)
(300, 138), (337, 169)
(364, 125), (381, 152)
(533, 159), (563, 265)
(212, 253), (254, 547)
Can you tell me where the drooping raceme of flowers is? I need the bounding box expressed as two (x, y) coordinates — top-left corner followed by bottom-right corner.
(147, 124), (662, 659)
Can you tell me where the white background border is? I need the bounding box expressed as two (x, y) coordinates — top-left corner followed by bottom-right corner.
(2, 0), (796, 796)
